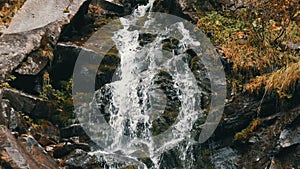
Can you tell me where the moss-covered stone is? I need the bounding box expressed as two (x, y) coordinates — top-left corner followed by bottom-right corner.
(162, 38), (180, 52)
(151, 70), (180, 136)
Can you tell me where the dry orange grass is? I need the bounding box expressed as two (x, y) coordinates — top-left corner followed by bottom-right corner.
(245, 60), (300, 98)
(222, 41), (276, 74)
(0, 0), (26, 27)
(220, 27), (295, 75)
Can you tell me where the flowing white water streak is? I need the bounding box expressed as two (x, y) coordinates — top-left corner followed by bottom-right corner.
(104, 2), (205, 167)
(146, 23), (203, 161)
(69, 0), (224, 168)
(73, 0), (226, 167)
(108, 0), (158, 155)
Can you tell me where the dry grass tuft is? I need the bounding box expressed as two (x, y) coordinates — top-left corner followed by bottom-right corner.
(222, 40), (276, 74)
(0, 0), (26, 28)
(245, 60), (300, 98)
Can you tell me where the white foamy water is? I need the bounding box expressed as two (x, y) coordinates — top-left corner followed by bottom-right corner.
(92, 0), (204, 168)
(73, 0), (226, 168)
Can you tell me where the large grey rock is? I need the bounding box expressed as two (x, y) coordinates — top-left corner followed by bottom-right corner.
(60, 123), (88, 138)
(0, 0), (88, 83)
(1, 98), (27, 132)
(279, 128), (300, 148)
(2, 88), (55, 119)
(4, 0), (86, 34)
(0, 32), (42, 82)
(0, 125), (59, 169)
(53, 142), (91, 158)
(15, 54), (49, 76)
(18, 134), (60, 169)
(210, 147), (240, 169)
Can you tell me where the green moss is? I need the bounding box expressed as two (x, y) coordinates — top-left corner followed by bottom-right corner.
(0, 75), (16, 88)
(162, 38), (180, 52)
(197, 8), (299, 98)
(21, 113), (40, 131)
(197, 11), (246, 44)
(150, 69), (181, 136)
(40, 72), (74, 127)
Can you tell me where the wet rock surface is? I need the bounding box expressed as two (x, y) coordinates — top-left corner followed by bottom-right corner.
(210, 146), (240, 169)
(0, 0), (299, 168)
(61, 149), (100, 168)
(60, 123), (88, 139)
(53, 142), (91, 158)
(279, 128), (300, 148)
(212, 98), (300, 169)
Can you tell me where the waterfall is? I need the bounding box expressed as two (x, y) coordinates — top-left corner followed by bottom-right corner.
(73, 0), (226, 168)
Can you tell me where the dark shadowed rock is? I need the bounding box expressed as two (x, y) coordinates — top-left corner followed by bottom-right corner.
(31, 120), (60, 146)
(53, 142), (91, 158)
(214, 94), (278, 139)
(219, 104), (300, 168)
(152, 0), (247, 22)
(52, 43), (119, 88)
(52, 42), (120, 91)
(51, 43), (84, 87)
(0, 0), (89, 83)
(152, 0), (192, 20)
(34, 133), (58, 147)
(60, 123), (88, 139)
(2, 88), (55, 119)
(61, 149), (100, 168)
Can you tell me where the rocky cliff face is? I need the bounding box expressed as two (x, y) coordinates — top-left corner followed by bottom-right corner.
(0, 0), (299, 168)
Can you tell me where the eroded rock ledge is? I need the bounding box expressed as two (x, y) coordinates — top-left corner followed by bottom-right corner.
(0, 0), (88, 83)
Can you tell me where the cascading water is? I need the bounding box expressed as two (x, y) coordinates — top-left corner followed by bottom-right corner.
(73, 0), (226, 168)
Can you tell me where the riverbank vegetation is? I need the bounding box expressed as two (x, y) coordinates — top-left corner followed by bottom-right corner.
(197, 0), (300, 101)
